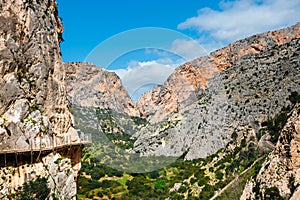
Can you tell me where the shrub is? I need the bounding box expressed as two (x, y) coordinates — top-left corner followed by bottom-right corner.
(264, 187), (284, 200)
(231, 131), (238, 140)
(267, 112), (288, 144)
(154, 180), (166, 189)
(215, 171), (224, 180)
(13, 176), (50, 200)
(289, 91), (300, 104)
(101, 180), (121, 189)
(91, 169), (105, 180)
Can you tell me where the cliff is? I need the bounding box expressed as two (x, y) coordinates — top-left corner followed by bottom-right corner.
(133, 25), (300, 160)
(0, 0), (83, 199)
(241, 103), (300, 199)
(64, 62), (138, 116)
(137, 23), (300, 123)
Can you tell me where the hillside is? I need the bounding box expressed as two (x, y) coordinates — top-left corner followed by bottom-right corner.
(133, 25), (300, 160)
(64, 62), (138, 116)
(71, 24), (300, 199)
(241, 103), (300, 199)
(136, 23), (300, 123)
(1, 0), (299, 199)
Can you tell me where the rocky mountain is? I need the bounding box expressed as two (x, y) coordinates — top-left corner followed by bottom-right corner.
(241, 103), (300, 199)
(133, 24), (300, 160)
(0, 0), (83, 199)
(137, 23), (300, 123)
(1, 0), (299, 199)
(64, 62), (138, 116)
(69, 23), (300, 199)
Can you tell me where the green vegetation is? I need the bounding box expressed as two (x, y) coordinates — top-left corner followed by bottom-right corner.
(154, 179), (166, 189)
(217, 157), (265, 199)
(264, 187), (284, 200)
(11, 176), (50, 200)
(266, 112), (288, 144)
(72, 105), (148, 150)
(258, 91), (299, 144)
(78, 132), (264, 199)
(75, 90), (299, 199)
(96, 108), (136, 149)
(288, 91), (300, 104)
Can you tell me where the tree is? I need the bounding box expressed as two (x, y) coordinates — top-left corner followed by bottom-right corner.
(264, 187), (284, 200)
(14, 176), (50, 200)
(216, 170), (224, 180)
(289, 91), (300, 104)
(91, 169), (105, 180)
(154, 180), (166, 189)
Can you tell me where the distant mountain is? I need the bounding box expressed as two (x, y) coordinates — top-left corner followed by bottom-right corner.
(63, 23), (300, 199)
(133, 27), (300, 160)
(64, 24), (300, 163)
(136, 23), (300, 123)
(64, 62), (138, 116)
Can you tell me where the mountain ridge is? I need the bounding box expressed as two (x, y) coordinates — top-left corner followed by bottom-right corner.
(136, 22), (300, 123)
(64, 22), (300, 200)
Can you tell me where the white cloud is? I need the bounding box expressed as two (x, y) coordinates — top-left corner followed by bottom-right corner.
(178, 0), (300, 43)
(112, 61), (175, 101)
(170, 39), (208, 60)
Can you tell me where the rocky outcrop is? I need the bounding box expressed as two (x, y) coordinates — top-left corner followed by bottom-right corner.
(0, 148), (82, 200)
(64, 62), (138, 116)
(136, 59), (215, 123)
(241, 103), (300, 199)
(137, 23), (300, 123)
(133, 32), (300, 160)
(0, 0), (81, 199)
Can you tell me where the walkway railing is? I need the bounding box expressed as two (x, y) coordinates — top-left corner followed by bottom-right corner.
(0, 132), (92, 154)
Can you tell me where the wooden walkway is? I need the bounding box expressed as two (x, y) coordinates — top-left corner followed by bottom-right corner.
(0, 141), (91, 155)
(0, 133), (92, 155)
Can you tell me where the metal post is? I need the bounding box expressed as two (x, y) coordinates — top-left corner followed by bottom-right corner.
(30, 138), (33, 164)
(14, 147), (18, 167)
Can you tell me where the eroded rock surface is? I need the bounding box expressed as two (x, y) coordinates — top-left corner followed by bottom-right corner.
(64, 62), (138, 116)
(241, 104), (300, 199)
(0, 0), (80, 199)
(133, 31), (300, 160)
(137, 23), (300, 124)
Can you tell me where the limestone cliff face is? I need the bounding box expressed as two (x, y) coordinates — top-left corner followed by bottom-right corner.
(241, 104), (300, 199)
(137, 23), (300, 123)
(0, 0), (80, 199)
(133, 28), (300, 160)
(64, 62), (138, 116)
(136, 59), (215, 123)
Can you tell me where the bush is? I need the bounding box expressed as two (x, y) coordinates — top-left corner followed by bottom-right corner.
(267, 112), (288, 144)
(264, 187), (284, 200)
(13, 176), (50, 200)
(198, 176), (210, 186)
(231, 131), (238, 140)
(101, 180), (121, 189)
(154, 180), (166, 189)
(178, 185), (187, 193)
(216, 171), (224, 180)
(289, 91), (300, 104)
(190, 177), (197, 185)
(91, 169), (105, 180)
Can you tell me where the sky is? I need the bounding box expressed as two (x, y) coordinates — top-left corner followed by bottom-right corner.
(57, 0), (300, 101)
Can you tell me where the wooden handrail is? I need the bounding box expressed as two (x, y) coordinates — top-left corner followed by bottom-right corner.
(0, 133), (92, 154)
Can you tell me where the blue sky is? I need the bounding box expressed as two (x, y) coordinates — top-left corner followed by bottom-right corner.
(57, 0), (220, 62)
(57, 0), (300, 101)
